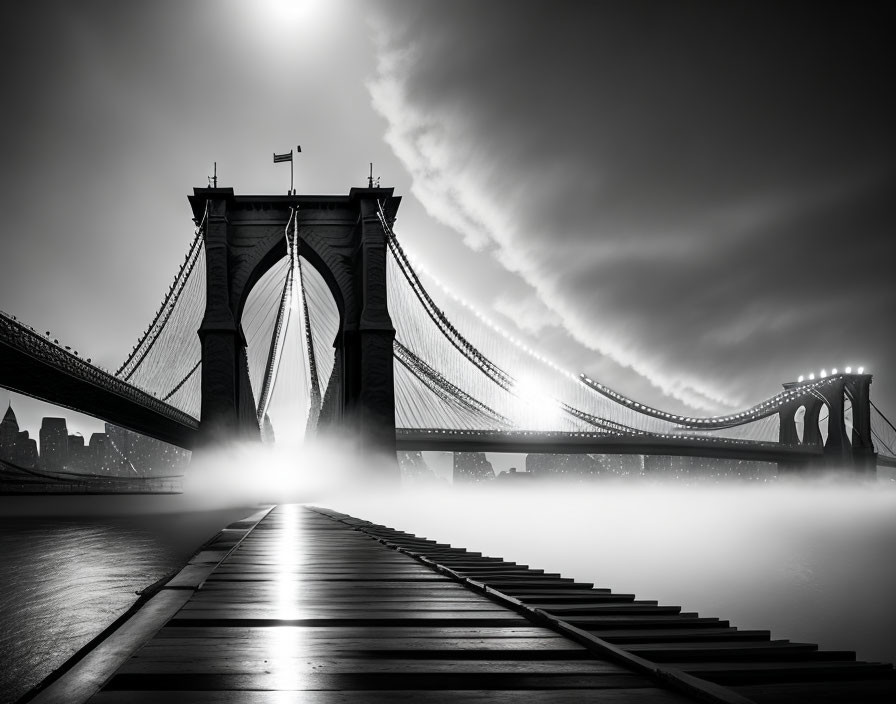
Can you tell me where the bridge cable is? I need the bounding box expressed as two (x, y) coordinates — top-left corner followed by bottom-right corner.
(161, 360), (201, 402)
(393, 340), (512, 427)
(116, 203), (207, 381)
(378, 200), (650, 433)
(256, 208), (298, 426)
(870, 400), (896, 435)
(299, 255), (322, 434)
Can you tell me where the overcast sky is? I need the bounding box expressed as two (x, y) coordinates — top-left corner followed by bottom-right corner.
(1, 0), (893, 439)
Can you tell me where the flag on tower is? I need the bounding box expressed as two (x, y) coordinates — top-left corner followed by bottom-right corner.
(273, 151), (293, 163)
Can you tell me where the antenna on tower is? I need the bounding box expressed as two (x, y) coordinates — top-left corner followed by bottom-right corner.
(208, 161), (218, 188)
(368, 162), (381, 188)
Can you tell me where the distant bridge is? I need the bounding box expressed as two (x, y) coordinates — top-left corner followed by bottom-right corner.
(396, 429), (824, 465)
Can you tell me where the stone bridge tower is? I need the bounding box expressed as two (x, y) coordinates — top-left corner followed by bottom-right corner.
(778, 374), (875, 472)
(189, 186), (400, 476)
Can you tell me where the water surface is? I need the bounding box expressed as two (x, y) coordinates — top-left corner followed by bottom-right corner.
(0, 501), (254, 704)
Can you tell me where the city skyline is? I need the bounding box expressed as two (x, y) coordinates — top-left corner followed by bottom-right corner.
(0, 399), (188, 476)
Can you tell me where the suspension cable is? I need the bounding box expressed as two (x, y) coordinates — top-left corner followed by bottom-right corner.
(117, 203), (208, 380)
(256, 208), (297, 424)
(161, 360), (201, 402)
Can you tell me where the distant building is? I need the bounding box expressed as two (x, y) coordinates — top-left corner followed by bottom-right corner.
(105, 424), (189, 475)
(0, 404), (18, 453)
(453, 452), (495, 483)
(526, 453), (643, 478)
(526, 453), (605, 478)
(14, 430), (38, 468)
(496, 466), (534, 481)
(398, 450), (441, 484)
(643, 454), (773, 480)
(66, 433), (91, 472)
(0, 404), (38, 468)
(39, 417), (69, 472)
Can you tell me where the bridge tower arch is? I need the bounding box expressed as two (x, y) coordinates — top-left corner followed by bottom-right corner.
(779, 374), (875, 472)
(189, 186), (400, 471)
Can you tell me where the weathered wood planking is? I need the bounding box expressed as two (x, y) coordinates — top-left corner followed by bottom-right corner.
(86, 504), (698, 703)
(314, 506), (896, 704)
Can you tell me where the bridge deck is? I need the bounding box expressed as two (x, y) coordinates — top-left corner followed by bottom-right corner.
(30, 504), (895, 703)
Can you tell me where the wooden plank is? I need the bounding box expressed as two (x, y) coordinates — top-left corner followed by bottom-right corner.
(188, 549), (231, 564)
(118, 659), (627, 675)
(91, 687), (698, 702)
(539, 603), (681, 615)
(102, 672), (657, 691)
(154, 626), (564, 639)
(171, 608), (527, 618)
(167, 616), (531, 628)
(32, 590), (193, 704)
(164, 564), (218, 589)
(592, 628), (771, 644)
(561, 615), (726, 628)
(672, 660), (894, 685)
(134, 637), (588, 654)
(515, 592), (634, 603)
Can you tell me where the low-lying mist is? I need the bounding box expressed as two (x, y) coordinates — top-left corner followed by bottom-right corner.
(182, 439), (896, 666)
(12, 439), (894, 667)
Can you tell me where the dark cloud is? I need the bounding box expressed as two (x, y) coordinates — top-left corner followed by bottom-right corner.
(371, 0), (896, 412)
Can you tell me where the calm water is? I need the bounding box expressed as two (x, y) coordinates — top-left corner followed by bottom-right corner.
(0, 499), (255, 704)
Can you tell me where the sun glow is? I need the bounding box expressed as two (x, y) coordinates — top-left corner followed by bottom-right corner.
(259, 0), (320, 23)
(512, 374), (563, 429)
(235, 0), (336, 52)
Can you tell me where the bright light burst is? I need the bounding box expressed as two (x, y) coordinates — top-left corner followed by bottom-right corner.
(258, 0), (320, 23)
(512, 373), (563, 428)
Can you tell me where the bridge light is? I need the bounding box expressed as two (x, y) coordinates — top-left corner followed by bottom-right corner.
(809, 373), (815, 380)
(820, 369), (827, 378)
(858, 366), (864, 374)
(832, 368), (838, 375)
(798, 375), (804, 382)
(845, 366), (852, 373)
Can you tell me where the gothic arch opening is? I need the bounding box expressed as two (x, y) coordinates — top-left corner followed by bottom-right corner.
(843, 393), (854, 447)
(241, 255), (341, 442)
(794, 405), (806, 444)
(817, 402), (829, 445)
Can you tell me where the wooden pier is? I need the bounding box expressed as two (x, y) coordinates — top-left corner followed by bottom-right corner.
(28, 504), (896, 703)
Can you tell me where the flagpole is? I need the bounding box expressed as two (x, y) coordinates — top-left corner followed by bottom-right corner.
(290, 153), (294, 195)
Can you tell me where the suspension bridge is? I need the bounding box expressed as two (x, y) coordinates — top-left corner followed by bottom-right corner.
(1, 184), (894, 475)
(11, 183), (896, 704)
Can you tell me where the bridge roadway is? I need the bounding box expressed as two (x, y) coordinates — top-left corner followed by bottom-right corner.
(27, 505), (895, 704)
(397, 429), (824, 465)
(0, 311), (198, 448)
(3, 311), (884, 467)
